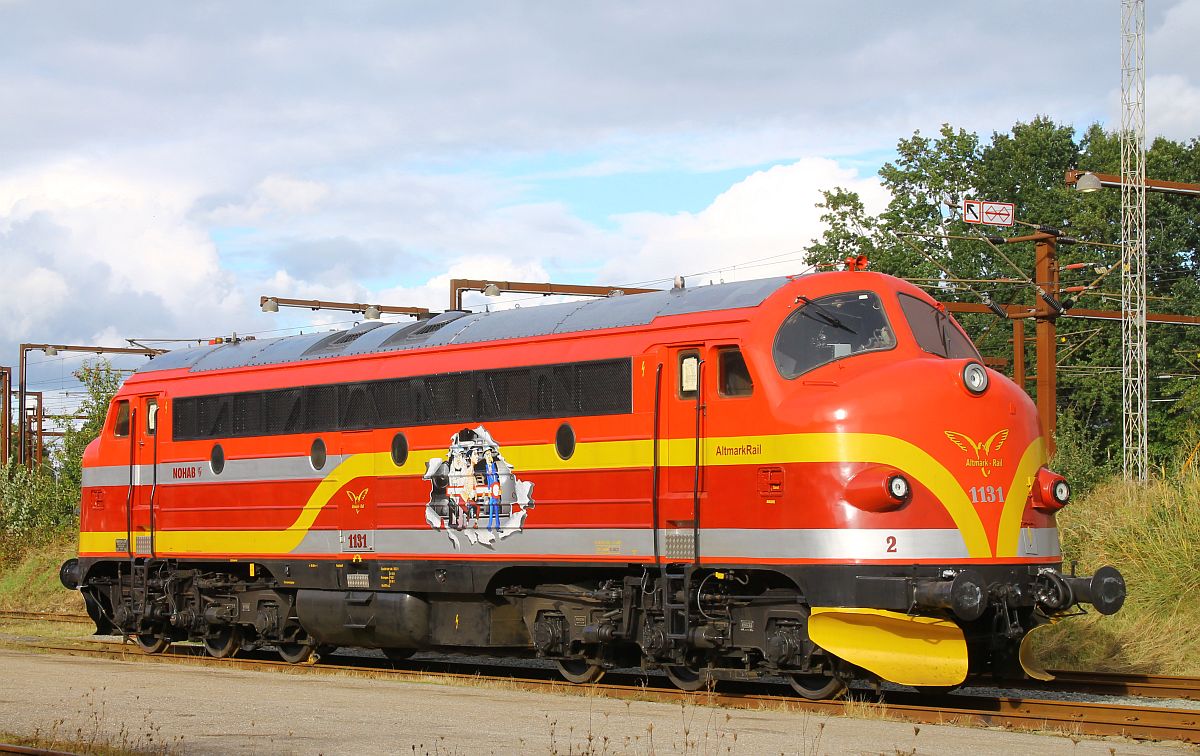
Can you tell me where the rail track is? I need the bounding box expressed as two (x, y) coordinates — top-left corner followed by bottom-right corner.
(7, 610), (1199, 701)
(0, 610), (92, 625)
(7, 636), (1197, 744)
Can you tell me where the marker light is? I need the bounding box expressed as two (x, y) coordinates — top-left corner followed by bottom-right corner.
(1032, 468), (1071, 512)
(962, 362), (989, 395)
(887, 475), (911, 501)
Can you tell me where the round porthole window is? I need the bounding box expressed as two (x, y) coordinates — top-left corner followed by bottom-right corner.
(310, 438), (327, 470)
(391, 432), (409, 467)
(210, 443), (225, 475)
(555, 422), (576, 460)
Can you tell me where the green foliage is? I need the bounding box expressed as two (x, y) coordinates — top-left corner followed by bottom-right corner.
(52, 360), (122, 493)
(806, 116), (1200, 473)
(0, 463), (75, 546)
(1, 359), (119, 559)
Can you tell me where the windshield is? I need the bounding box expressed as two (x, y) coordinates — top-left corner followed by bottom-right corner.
(772, 291), (896, 379)
(897, 293), (980, 360)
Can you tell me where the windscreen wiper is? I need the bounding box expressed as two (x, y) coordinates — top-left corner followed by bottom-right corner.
(797, 296), (857, 335)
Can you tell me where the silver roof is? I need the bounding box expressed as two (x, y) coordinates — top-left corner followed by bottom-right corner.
(137, 276), (788, 374)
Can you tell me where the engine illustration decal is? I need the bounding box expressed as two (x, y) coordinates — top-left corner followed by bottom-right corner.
(943, 429), (1009, 477)
(423, 426), (535, 550)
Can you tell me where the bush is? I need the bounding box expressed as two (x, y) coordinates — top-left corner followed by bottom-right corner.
(0, 463), (77, 562)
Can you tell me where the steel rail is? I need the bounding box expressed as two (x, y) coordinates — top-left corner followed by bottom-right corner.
(3, 617), (1197, 702)
(0, 610), (92, 625)
(13, 639), (1199, 744)
(1031, 670), (1200, 702)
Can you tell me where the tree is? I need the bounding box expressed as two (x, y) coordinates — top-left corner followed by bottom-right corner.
(53, 360), (123, 493)
(1, 359), (120, 547)
(806, 117), (1200, 478)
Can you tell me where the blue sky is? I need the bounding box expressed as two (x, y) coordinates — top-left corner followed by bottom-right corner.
(2, 1), (1198, 417)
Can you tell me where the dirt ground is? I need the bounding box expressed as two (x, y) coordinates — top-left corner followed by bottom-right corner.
(0, 648), (1192, 755)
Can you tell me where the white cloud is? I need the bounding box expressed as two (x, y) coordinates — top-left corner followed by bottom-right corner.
(0, 159), (244, 348)
(1148, 74), (1200, 142)
(604, 159), (888, 285)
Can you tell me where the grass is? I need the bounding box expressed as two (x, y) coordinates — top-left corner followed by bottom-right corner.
(0, 528), (85, 614)
(1031, 468), (1200, 675)
(3, 470), (1196, 679)
(0, 686), (185, 756)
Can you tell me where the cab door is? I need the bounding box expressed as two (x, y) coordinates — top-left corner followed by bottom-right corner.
(660, 345), (707, 562)
(130, 393), (163, 557)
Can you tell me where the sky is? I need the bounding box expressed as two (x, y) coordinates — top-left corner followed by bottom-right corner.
(2, 1), (1198, 420)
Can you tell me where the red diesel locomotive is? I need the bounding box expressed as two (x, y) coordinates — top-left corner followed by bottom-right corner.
(60, 271), (1125, 696)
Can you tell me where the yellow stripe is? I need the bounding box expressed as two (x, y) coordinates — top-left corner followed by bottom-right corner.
(995, 437), (1048, 557)
(81, 433), (1042, 560)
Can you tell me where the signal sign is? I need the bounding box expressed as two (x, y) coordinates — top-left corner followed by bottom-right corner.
(962, 199), (1014, 227)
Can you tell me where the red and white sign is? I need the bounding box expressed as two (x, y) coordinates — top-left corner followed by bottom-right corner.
(962, 199), (1014, 227)
(981, 201), (1015, 227)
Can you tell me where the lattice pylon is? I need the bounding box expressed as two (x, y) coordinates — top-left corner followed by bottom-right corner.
(1120, 0), (1148, 480)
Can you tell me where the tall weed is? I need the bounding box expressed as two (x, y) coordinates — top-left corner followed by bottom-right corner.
(1033, 468), (1200, 674)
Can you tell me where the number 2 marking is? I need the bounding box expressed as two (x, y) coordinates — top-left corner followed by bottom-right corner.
(885, 535), (897, 553)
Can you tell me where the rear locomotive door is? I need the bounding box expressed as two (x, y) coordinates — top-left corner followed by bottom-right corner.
(129, 393), (164, 557)
(660, 345), (707, 562)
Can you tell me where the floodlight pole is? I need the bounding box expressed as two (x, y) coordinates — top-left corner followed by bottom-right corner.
(1065, 168), (1200, 479)
(16, 343), (162, 467)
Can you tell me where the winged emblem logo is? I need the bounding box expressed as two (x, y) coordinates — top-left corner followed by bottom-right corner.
(346, 488), (368, 513)
(944, 429), (1009, 477)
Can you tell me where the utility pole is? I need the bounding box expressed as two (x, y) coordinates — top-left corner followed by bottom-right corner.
(259, 296), (430, 320)
(1034, 233), (1060, 452)
(1121, 0), (1148, 480)
(449, 279), (659, 311)
(0, 366), (10, 464)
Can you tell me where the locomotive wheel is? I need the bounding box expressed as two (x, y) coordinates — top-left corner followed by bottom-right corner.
(556, 659), (606, 684)
(382, 647), (416, 662)
(202, 626), (241, 659)
(664, 665), (711, 692)
(132, 632), (169, 654)
(277, 641), (314, 664)
(787, 673), (847, 700)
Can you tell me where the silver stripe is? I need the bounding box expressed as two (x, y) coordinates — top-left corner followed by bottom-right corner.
(299, 527), (657, 557)
(284, 527), (1061, 561)
(705, 528), (970, 560)
(1018, 526), (1061, 557)
(82, 455), (349, 488)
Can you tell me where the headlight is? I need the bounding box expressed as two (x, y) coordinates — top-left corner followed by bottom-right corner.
(887, 474), (911, 501)
(962, 361), (989, 395)
(1052, 479), (1071, 505)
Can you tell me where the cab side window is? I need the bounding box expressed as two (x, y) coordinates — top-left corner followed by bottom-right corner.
(718, 348), (754, 397)
(678, 351), (701, 399)
(145, 399), (159, 437)
(113, 400), (131, 438)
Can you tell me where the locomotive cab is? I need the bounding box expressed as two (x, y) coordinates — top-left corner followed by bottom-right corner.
(753, 274), (1125, 687)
